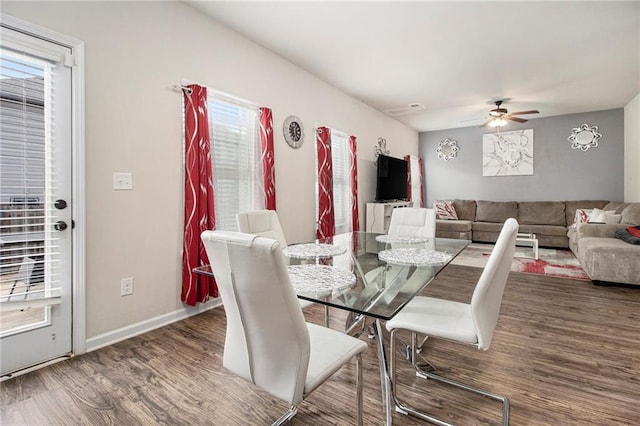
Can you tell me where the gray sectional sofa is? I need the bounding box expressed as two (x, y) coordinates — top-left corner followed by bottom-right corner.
(568, 202), (640, 285)
(435, 199), (640, 286)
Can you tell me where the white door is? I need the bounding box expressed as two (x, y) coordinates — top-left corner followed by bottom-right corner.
(0, 24), (74, 376)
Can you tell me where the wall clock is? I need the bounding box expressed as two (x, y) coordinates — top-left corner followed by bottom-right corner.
(283, 115), (304, 148)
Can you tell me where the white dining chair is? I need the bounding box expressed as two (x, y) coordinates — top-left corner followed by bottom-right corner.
(385, 218), (518, 426)
(236, 210), (288, 247)
(201, 230), (368, 425)
(388, 207), (436, 238)
(236, 210), (324, 316)
(7, 256), (36, 301)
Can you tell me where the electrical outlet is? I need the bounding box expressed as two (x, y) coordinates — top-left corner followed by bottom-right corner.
(113, 172), (133, 190)
(121, 277), (134, 296)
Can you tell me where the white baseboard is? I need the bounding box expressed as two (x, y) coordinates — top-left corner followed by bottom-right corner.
(85, 298), (222, 353)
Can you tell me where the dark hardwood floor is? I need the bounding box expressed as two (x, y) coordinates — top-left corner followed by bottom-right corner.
(2, 265), (639, 425)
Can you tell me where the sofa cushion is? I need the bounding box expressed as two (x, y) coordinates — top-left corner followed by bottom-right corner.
(578, 223), (627, 239)
(579, 237), (640, 284)
(518, 224), (568, 237)
(565, 200), (609, 226)
(603, 202), (629, 214)
(436, 219), (472, 232)
(620, 203), (640, 224)
(472, 221), (504, 232)
(452, 199), (476, 221)
(475, 201), (517, 223)
(518, 201), (565, 226)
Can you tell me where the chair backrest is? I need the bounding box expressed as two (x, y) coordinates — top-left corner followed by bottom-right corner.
(201, 230), (309, 406)
(470, 218), (518, 350)
(16, 257), (36, 284)
(388, 207), (436, 237)
(236, 210), (288, 247)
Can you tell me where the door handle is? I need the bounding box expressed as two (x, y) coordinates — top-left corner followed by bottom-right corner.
(54, 199), (68, 210)
(54, 221), (68, 231)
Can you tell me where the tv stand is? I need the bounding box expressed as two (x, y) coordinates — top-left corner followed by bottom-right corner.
(366, 201), (413, 234)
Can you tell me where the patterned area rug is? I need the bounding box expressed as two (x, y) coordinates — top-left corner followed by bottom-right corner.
(451, 243), (591, 281)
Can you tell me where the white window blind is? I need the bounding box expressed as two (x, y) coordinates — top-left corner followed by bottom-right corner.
(0, 43), (70, 314)
(0, 49), (58, 302)
(208, 94), (264, 231)
(331, 131), (351, 234)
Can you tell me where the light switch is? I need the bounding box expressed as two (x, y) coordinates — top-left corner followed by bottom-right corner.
(113, 172), (133, 190)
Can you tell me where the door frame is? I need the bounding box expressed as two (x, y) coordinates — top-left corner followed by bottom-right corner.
(1, 13), (86, 358)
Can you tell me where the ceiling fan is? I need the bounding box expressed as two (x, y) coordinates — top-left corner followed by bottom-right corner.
(479, 100), (540, 128)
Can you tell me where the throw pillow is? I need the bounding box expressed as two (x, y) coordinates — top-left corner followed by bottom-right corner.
(571, 208), (592, 229)
(434, 201), (458, 220)
(589, 209), (622, 224)
(614, 226), (640, 245)
(601, 213), (622, 224)
(588, 208), (605, 222)
(628, 225), (640, 238)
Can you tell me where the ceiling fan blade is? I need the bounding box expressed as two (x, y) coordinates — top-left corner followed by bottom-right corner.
(507, 116), (528, 123)
(509, 110), (539, 115)
(479, 119), (493, 128)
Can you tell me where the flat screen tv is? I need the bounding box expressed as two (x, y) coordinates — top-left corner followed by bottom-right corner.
(375, 154), (408, 202)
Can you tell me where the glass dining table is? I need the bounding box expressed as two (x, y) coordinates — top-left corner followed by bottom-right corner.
(194, 231), (470, 425)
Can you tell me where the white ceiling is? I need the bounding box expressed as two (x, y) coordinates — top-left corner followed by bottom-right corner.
(187, 1), (640, 132)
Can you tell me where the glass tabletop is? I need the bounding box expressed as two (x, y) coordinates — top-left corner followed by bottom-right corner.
(194, 232), (470, 321)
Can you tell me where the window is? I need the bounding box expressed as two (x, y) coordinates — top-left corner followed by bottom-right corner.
(207, 94), (264, 231)
(1, 51), (48, 326)
(331, 130), (351, 234)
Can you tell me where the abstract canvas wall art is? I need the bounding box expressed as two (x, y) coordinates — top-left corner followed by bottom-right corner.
(482, 129), (534, 176)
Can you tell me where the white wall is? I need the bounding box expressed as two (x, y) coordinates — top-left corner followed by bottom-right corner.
(624, 92), (640, 202)
(3, 2), (417, 339)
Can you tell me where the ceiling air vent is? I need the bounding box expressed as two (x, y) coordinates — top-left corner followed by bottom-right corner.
(383, 103), (425, 117)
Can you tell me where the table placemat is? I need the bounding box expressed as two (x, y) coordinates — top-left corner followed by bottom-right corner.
(287, 265), (356, 297)
(375, 235), (433, 244)
(282, 243), (347, 259)
(378, 248), (452, 266)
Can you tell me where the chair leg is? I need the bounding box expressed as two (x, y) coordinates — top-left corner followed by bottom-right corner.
(7, 281), (18, 302)
(390, 329), (509, 426)
(390, 329), (452, 426)
(415, 368), (510, 426)
(416, 334), (430, 353)
(410, 332), (437, 373)
(356, 353), (363, 426)
(271, 406), (298, 426)
(324, 305), (330, 328)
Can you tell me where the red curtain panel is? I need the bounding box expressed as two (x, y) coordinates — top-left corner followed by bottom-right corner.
(349, 136), (359, 232)
(181, 84), (218, 305)
(316, 127), (335, 239)
(259, 107), (276, 210)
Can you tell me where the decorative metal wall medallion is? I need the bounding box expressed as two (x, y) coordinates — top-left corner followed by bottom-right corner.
(568, 124), (602, 151)
(436, 138), (459, 161)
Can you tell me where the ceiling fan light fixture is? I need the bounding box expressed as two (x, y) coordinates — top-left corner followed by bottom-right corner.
(489, 117), (507, 127)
